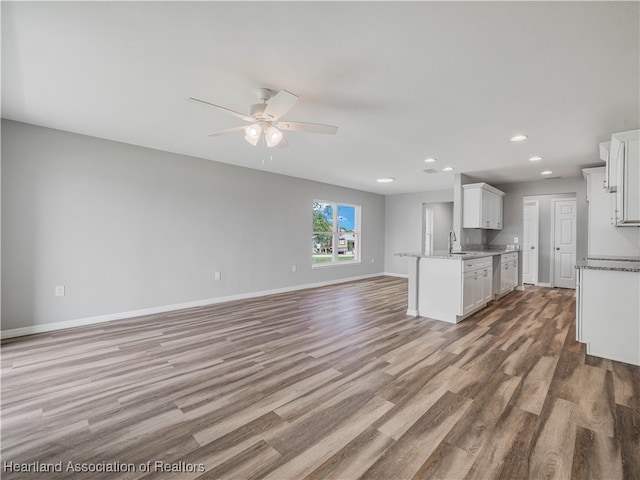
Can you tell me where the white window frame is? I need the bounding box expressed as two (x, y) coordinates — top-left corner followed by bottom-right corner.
(312, 200), (361, 268)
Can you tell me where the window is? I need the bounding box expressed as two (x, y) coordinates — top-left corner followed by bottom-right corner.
(312, 201), (360, 266)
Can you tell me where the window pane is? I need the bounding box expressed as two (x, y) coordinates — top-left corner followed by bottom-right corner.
(313, 202), (333, 232)
(338, 205), (355, 231)
(338, 205), (357, 261)
(312, 233), (333, 264)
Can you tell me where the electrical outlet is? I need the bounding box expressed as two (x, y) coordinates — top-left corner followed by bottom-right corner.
(214, 271), (221, 281)
(291, 265), (297, 272)
(55, 285), (65, 297)
(371, 258), (375, 263)
(514, 237), (519, 244)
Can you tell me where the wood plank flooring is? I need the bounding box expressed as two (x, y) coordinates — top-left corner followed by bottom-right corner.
(2, 276), (639, 479)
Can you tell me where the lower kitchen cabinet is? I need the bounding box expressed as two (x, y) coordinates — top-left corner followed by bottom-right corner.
(493, 252), (519, 298)
(576, 265), (640, 366)
(419, 255), (493, 323)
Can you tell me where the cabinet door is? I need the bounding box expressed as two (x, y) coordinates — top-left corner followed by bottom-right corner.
(510, 260), (518, 289)
(463, 188), (483, 228)
(608, 137), (620, 192)
(481, 190), (492, 229)
(474, 270), (485, 309)
(501, 262), (510, 294)
(482, 191), (503, 230)
(494, 194), (503, 230)
(462, 271), (476, 315)
(622, 138), (640, 224)
(482, 267), (493, 303)
(615, 132), (640, 226)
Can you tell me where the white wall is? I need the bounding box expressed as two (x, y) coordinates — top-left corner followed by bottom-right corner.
(1, 120), (386, 332)
(384, 189), (454, 275)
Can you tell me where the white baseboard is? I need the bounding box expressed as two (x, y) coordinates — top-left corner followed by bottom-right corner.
(537, 282), (552, 287)
(384, 272), (409, 278)
(1, 273), (385, 339)
(406, 309), (419, 316)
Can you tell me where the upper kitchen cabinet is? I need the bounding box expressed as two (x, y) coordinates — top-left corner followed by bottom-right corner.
(583, 167), (640, 257)
(463, 183), (505, 230)
(599, 141), (615, 192)
(611, 129), (640, 226)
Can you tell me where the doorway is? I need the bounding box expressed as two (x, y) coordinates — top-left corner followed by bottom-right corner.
(422, 204), (433, 255)
(522, 200), (539, 285)
(551, 198), (577, 289)
(522, 194), (577, 289)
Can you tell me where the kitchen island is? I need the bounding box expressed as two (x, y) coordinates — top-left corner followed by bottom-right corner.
(397, 248), (519, 323)
(575, 256), (640, 366)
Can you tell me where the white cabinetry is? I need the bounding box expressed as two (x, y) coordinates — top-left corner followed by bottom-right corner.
(611, 130), (640, 226)
(494, 252), (518, 297)
(419, 256), (493, 323)
(583, 167), (640, 257)
(463, 183), (505, 230)
(600, 141), (615, 192)
(576, 267), (640, 366)
(462, 257), (493, 315)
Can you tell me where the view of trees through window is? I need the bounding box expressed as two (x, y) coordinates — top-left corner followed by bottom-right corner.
(312, 201), (360, 265)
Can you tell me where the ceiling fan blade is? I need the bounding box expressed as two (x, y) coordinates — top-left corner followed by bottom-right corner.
(277, 121), (338, 135)
(264, 90), (298, 121)
(188, 97), (254, 122)
(208, 126), (247, 137)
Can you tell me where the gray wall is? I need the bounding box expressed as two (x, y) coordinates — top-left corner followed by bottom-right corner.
(431, 202), (454, 251)
(486, 176), (587, 283)
(1, 120), (386, 331)
(384, 189), (454, 275)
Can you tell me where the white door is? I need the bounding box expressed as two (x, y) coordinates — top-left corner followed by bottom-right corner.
(522, 200), (539, 285)
(553, 199), (577, 289)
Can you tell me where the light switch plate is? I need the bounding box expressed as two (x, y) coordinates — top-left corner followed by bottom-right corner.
(514, 237), (519, 244)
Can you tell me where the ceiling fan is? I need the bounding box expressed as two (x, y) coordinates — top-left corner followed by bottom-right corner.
(189, 88), (338, 148)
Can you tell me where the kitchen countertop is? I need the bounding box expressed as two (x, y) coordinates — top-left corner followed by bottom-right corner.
(575, 257), (640, 272)
(395, 250), (517, 261)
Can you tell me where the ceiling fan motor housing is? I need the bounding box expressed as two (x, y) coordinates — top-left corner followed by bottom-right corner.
(249, 103), (267, 119)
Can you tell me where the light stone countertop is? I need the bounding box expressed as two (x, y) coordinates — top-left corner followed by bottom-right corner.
(575, 257), (640, 272)
(395, 250), (515, 261)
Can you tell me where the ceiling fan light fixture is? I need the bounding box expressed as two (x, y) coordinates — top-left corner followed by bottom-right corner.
(265, 126), (283, 147)
(244, 124), (262, 146)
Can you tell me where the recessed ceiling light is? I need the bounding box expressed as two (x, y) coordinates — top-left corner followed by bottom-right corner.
(424, 157), (437, 163)
(442, 167), (454, 172)
(510, 134), (528, 142)
(377, 177), (395, 183)
(529, 156), (543, 162)
(541, 170), (553, 175)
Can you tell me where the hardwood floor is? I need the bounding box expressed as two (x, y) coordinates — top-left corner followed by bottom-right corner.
(2, 276), (639, 479)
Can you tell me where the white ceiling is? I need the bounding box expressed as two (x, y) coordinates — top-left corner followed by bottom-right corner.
(2, 1), (639, 195)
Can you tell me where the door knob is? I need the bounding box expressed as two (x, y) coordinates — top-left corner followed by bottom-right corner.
(531, 246), (535, 249)
(556, 247), (560, 250)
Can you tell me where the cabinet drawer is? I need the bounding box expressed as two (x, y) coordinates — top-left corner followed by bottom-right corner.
(501, 252), (518, 263)
(463, 256), (492, 272)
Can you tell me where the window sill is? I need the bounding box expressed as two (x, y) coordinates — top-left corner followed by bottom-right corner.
(312, 261), (362, 269)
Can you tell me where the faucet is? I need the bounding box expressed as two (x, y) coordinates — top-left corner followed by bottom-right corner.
(448, 230), (457, 254)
